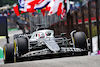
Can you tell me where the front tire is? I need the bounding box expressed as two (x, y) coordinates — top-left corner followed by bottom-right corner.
(16, 38), (28, 55)
(3, 43), (14, 63)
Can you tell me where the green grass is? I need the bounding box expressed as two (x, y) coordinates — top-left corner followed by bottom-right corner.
(86, 24), (100, 37)
(0, 49), (3, 59)
(8, 28), (18, 31)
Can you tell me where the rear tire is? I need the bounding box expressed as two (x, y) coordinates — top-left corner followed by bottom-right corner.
(74, 32), (87, 49)
(74, 32), (88, 55)
(3, 43), (14, 63)
(16, 38), (28, 55)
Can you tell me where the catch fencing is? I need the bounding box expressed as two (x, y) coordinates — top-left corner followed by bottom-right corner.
(49, 0), (100, 52)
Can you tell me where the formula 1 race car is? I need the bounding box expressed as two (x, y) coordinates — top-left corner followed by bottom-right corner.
(3, 28), (88, 63)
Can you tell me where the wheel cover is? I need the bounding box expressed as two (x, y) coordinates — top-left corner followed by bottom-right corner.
(14, 40), (17, 62)
(3, 46), (6, 62)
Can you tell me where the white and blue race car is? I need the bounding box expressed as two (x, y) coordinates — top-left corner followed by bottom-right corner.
(3, 28), (88, 63)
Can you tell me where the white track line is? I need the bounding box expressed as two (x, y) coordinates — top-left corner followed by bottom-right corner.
(0, 58), (4, 65)
(0, 47), (3, 51)
(0, 34), (13, 40)
(0, 58), (3, 60)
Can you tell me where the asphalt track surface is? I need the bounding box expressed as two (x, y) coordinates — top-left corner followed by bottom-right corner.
(0, 55), (100, 67)
(0, 30), (100, 67)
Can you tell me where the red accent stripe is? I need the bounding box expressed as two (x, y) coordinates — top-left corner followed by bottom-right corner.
(78, 17), (100, 24)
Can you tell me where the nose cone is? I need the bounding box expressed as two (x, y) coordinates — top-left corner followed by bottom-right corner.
(45, 39), (60, 52)
(49, 42), (60, 52)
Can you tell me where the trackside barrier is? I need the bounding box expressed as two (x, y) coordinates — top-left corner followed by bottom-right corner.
(0, 16), (9, 43)
(49, 0), (100, 53)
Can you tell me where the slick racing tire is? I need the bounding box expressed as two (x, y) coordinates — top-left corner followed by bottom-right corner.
(74, 32), (87, 49)
(74, 32), (88, 55)
(3, 43), (14, 63)
(16, 38), (28, 55)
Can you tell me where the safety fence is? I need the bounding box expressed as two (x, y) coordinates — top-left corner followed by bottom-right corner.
(49, 0), (100, 52)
